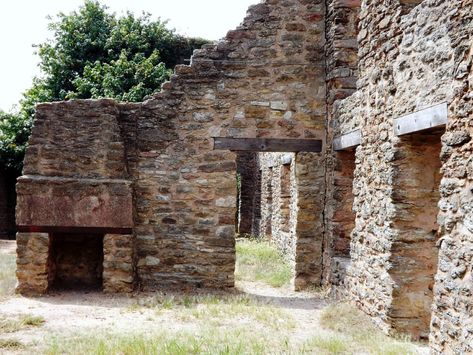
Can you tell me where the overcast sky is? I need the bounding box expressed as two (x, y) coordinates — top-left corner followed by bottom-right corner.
(0, 0), (257, 112)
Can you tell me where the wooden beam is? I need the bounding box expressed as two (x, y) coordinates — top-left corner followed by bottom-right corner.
(394, 102), (448, 136)
(213, 138), (322, 152)
(333, 129), (361, 151)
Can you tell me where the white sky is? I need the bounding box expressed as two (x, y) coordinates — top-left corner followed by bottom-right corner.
(0, 0), (258, 112)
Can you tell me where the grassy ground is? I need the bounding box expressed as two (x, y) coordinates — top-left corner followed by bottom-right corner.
(235, 238), (293, 287)
(0, 253), (16, 299)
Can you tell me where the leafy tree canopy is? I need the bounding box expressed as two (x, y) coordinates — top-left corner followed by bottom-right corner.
(0, 111), (31, 173)
(0, 0), (208, 172)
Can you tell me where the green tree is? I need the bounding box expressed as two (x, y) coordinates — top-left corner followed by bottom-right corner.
(0, 111), (31, 174)
(0, 0), (208, 172)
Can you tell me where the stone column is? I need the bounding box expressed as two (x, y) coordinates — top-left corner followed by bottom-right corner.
(294, 152), (326, 290)
(103, 234), (134, 293)
(16, 233), (50, 296)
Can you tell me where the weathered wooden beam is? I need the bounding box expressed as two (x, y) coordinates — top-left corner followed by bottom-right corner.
(394, 102), (448, 136)
(333, 129), (361, 151)
(213, 138), (322, 152)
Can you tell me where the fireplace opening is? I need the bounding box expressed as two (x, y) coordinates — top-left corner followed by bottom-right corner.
(48, 233), (104, 291)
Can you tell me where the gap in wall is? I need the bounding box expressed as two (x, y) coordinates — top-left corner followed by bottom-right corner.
(331, 148), (356, 286)
(390, 129), (443, 340)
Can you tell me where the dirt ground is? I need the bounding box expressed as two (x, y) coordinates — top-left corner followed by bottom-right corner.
(0, 240), (429, 354)
(0, 283), (329, 351)
(0, 240), (15, 255)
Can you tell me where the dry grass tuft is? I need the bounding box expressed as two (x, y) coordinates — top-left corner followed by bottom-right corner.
(0, 314), (45, 333)
(0, 338), (24, 350)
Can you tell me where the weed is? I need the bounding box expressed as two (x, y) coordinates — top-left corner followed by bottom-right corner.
(0, 338), (24, 350)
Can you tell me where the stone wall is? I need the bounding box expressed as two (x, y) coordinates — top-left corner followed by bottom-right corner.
(14, 0), (473, 351)
(430, 1), (473, 351)
(123, 0), (328, 290)
(333, 0), (473, 350)
(18, 0), (328, 292)
(322, 0), (360, 285)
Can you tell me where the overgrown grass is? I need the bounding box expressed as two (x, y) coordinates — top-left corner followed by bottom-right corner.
(130, 292), (295, 330)
(0, 314), (45, 333)
(302, 303), (420, 355)
(0, 254), (16, 298)
(46, 327), (292, 355)
(235, 238), (292, 287)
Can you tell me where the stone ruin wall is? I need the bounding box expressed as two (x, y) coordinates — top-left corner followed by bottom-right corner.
(15, 0), (473, 351)
(125, 0), (328, 290)
(17, 0), (329, 292)
(333, 0), (473, 351)
(322, 0), (360, 286)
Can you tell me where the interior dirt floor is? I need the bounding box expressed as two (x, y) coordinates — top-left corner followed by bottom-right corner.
(0, 240), (429, 354)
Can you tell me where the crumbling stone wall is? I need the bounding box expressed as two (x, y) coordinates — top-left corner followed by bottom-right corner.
(333, 0), (473, 350)
(14, 0), (473, 351)
(18, 0), (328, 292)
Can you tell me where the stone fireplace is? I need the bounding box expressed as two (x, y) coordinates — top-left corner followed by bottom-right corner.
(15, 101), (134, 295)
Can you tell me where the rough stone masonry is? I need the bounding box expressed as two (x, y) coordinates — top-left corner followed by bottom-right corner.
(15, 0), (472, 353)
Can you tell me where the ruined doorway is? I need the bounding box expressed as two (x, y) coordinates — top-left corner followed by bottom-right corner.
(391, 129), (443, 340)
(215, 137), (324, 291)
(48, 233), (104, 291)
(330, 148), (356, 286)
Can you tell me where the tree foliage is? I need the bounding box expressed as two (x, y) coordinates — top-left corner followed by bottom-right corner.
(0, 0), (208, 172)
(0, 111), (31, 173)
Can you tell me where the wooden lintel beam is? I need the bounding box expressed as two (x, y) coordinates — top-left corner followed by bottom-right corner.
(213, 137), (322, 152)
(333, 129), (361, 151)
(394, 102), (448, 136)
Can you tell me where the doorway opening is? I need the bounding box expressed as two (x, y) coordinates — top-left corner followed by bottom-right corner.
(390, 129), (443, 340)
(330, 148), (357, 286)
(235, 153), (297, 289)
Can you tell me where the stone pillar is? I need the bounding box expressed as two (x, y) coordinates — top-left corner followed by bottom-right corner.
(294, 152), (326, 290)
(103, 234), (134, 293)
(16, 233), (50, 295)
